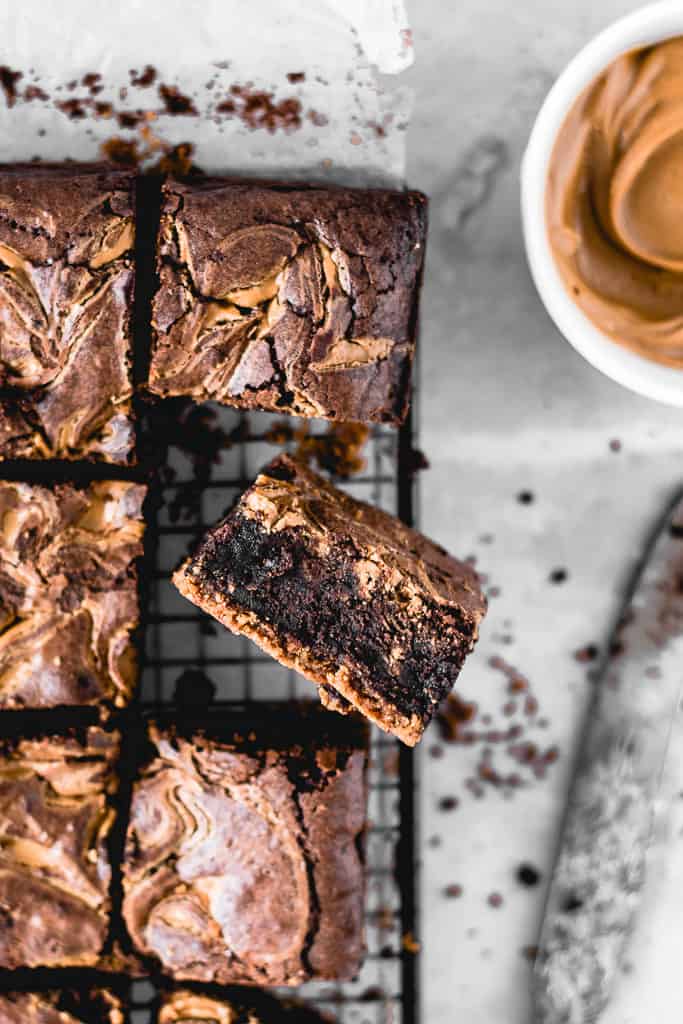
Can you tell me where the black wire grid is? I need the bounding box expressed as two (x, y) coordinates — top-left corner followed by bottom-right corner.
(131, 405), (421, 1024)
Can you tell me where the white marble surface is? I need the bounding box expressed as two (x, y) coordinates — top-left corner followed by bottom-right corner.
(405, 3), (683, 1021)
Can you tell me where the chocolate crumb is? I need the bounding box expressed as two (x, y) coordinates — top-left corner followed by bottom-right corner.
(549, 567), (568, 584)
(159, 83), (198, 115)
(516, 863), (541, 887)
(130, 65), (157, 87)
(217, 84), (302, 133)
(444, 884), (463, 899)
(609, 438), (622, 452)
(517, 490), (535, 504)
(0, 66), (23, 107)
(574, 643), (599, 663)
(23, 84), (48, 102)
(438, 796), (459, 812)
(487, 892), (503, 908)
(286, 71), (306, 83)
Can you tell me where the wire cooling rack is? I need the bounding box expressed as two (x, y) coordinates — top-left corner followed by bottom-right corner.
(135, 403), (420, 1024)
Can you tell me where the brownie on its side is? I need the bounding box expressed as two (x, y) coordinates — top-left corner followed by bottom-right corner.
(159, 989), (330, 1024)
(0, 165), (135, 463)
(0, 991), (124, 1024)
(149, 178), (427, 425)
(0, 727), (118, 968)
(0, 480), (145, 709)
(122, 713), (368, 986)
(173, 455), (486, 746)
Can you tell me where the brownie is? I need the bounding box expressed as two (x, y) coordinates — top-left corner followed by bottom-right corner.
(159, 989), (331, 1024)
(173, 454), (486, 746)
(149, 178), (427, 425)
(0, 165), (135, 463)
(122, 712), (368, 986)
(0, 479), (145, 709)
(0, 991), (124, 1024)
(0, 727), (118, 968)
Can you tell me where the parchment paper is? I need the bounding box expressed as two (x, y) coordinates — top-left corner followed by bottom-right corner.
(0, 0), (413, 185)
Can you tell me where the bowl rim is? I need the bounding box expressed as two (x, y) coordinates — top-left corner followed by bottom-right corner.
(520, 1), (683, 407)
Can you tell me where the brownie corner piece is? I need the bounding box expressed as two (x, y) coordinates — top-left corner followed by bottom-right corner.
(174, 454), (486, 745)
(0, 726), (119, 969)
(0, 990), (125, 1024)
(0, 478), (145, 709)
(0, 164), (136, 463)
(149, 178), (427, 425)
(122, 711), (368, 986)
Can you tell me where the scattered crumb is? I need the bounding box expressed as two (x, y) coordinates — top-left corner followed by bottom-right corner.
(549, 568), (568, 584)
(487, 892), (503, 908)
(444, 884), (463, 899)
(217, 84), (302, 133)
(516, 863), (541, 887)
(158, 83), (198, 115)
(130, 65), (157, 87)
(437, 796), (459, 812)
(0, 65), (22, 107)
(609, 438), (622, 453)
(286, 71), (306, 84)
(264, 420), (370, 478)
(574, 644), (599, 663)
(402, 931), (421, 954)
(517, 490), (535, 504)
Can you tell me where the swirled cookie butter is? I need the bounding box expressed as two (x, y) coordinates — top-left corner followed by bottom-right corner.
(546, 37), (683, 367)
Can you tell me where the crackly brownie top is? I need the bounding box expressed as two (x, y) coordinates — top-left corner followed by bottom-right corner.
(0, 727), (118, 968)
(194, 453), (485, 622)
(158, 989), (330, 1024)
(123, 716), (367, 985)
(150, 178), (426, 424)
(0, 480), (145, 708)
(0, 990), (124, 1024)
(0, 164), (135, 462)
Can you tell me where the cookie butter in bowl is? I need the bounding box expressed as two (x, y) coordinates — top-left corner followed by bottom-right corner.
(522, 2), (683, 405)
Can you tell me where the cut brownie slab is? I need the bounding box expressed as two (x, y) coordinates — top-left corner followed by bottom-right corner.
(0, 165), (135, 463)
(0, 727), (118, 968)
(123, 712), (368, 986)
(149, 178), (427, 425)
(159, 989), (330, 1024)
(0, 480), (145, 709)
(0, 991), (124, 1024)
(173, 455), (486, 745)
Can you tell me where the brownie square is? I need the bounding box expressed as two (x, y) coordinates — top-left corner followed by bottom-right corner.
(173, 454), (487, 746)
(149, 178), (427, 425)
(0, 480), (145, 709)
(0, 991), (124, 1024)
(159, 989), (330, 1024)
(0, 165), (135, 463)
(123, 712), (368, 986)
(0, 727), (118, 968)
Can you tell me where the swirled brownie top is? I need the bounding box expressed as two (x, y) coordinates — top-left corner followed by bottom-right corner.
(149, 178), (427, 424)
(122, 713), (368, 986)
(0, 726), (119, 969)
(0, 480), (145, 709)
(0, 164), (135, 463)
(174, 454), (486, 745)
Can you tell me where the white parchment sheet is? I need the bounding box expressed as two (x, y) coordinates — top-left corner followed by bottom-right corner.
(0, 0), (412, 185)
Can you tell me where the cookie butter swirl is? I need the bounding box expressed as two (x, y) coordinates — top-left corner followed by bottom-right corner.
(547, 36), (683, 366)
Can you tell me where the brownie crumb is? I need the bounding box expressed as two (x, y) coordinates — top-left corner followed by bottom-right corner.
(159, 83), (198, 115)
(523, 945), (538, 962)
(487, 892), (503, 908)
(436, 693), (477, 742)
(265, 420), (370, 478)
(402, 931), (421, 954)
(287, 71), (306, 83)
(574, 643), (599, 663)
(23, 84), (48, 102)
(438, 796), (459, 812)
(130, 65), (157, 87)
(217, 83), (302, 132)
(516, 863), (541, 887)
(549, 568), (569, 584)
(56, 97), (89, 119)
(0, 65), (22, 107)
(517, 490), (535, 504)
(444, 884), (463, 899)
(609, 438), (622, 452)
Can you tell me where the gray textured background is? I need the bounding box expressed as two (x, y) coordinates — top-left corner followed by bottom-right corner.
(405, 3), (683, 1021)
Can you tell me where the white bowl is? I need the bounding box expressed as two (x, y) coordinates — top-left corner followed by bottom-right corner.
(521, 1), (683, 406)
